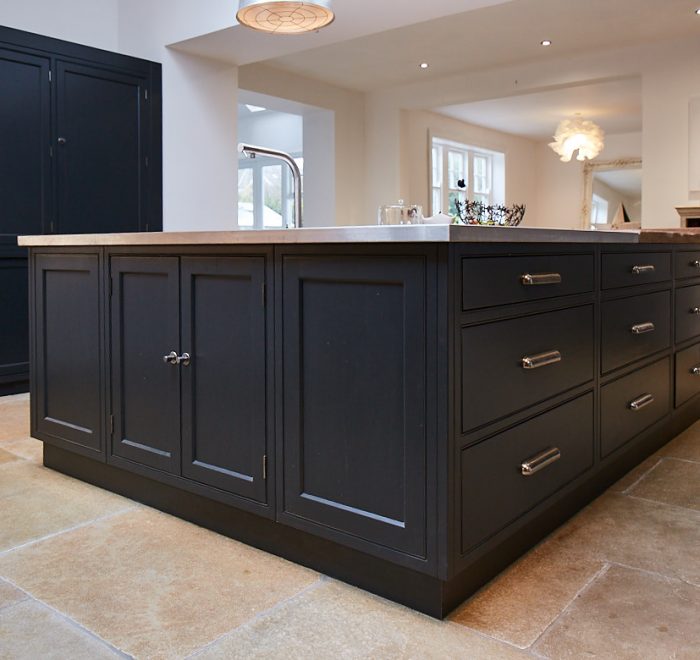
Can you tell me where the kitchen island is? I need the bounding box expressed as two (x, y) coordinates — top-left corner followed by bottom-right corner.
(19, 225), (700, 617)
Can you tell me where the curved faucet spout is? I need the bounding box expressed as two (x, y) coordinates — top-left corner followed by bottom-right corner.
(238, 143), (302, 228)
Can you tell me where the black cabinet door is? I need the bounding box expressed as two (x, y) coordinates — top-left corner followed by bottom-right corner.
(56, 61), (146, 234)
(33, 254), (103, 457)
(281, 255), (428, 559)
(180, 257), (268, 503)
(0, 253), (29, 388)
(0, 48), (50, 238)
(110, 257), (180, 473)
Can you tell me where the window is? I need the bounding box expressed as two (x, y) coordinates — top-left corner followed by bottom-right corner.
(590, 193), (609, 229)
(238, 155), (304, 229)
(431, 138), (504, 215)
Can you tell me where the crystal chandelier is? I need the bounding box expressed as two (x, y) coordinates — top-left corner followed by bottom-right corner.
(549, 116), (605, 162)
(236, 0), (334, 34)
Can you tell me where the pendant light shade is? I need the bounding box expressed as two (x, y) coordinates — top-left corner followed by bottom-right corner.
(549, 116), (605, 163)
(236, 0), (334, 34)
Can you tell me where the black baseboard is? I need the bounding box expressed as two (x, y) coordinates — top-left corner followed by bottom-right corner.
(0, 379), (29, 397)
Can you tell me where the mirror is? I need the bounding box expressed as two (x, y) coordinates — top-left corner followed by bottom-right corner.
(582, 159), (642, 230)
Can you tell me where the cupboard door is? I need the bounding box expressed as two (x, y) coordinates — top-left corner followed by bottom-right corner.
(0, 48), (50, 238)
(34, 254), (103, 457)
(180, 257), (268, 503)
(281, 255), (428, 559)
(0, 252), (29, 388)
(56, 61), (146, 234)
(110, 257), (180, 473)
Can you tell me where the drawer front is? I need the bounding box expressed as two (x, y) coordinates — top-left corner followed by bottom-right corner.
(601, 252), (671, 290)
(675, 285), (700, 343)
(601, 358), (670, 458)
(675, 343), (700, 407)
(461, 305), (594, 431)
(674, 251), (700, 280)
(601, 291), (671, 374)
(460, 393), (594, 554)
(461, 254), (593, 310)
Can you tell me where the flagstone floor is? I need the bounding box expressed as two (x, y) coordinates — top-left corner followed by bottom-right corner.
(1, 393), (698, 659)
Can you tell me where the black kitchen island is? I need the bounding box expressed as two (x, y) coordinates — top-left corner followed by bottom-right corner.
(19, 224), (700, 617)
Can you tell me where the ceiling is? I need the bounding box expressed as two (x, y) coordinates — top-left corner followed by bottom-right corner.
(171, 0), (513, 67)
(255, 0), (700, 92)
(436, 77), (643, 139)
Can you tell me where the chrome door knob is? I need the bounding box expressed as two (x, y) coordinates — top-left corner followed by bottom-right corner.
(162, 351), (178, 365)
(176, 353), (191, 366)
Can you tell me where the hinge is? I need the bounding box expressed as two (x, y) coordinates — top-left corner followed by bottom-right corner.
(144, 88), (148, 100)
(48, 69), (52, 82)
(49, 146), (53, 158)
(262, 454), (267, 480)
(110, 415), (114, 434)
(145, 156), (149, 168)
(108, 275), (113, 298)
(261, 283), (266, 306)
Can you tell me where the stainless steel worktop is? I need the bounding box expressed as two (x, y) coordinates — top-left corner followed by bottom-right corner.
(18, 224), (643, 247)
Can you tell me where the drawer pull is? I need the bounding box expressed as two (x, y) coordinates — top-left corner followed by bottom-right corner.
(692, 260), (700, 269)
(691, 307), (700, 315)
(631, 322), (655, 335)
(522, 350), (562, 370)
(691, 366), (700, 376)
(629, 393), (654, 411)
(632, 265), (656, 275)
(521, 447), (561, 476)
(520, 272), (562, 286)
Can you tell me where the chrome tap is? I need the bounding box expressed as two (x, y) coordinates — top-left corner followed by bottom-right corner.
(238, 143), (302, 228)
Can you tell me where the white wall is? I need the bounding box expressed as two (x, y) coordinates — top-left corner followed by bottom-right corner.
(238, 64), (365, 226)
(238, 112), (304, 155)
(366, 36), (699, 229)
(532, 131), (642, 229)
(302, 110), (336, 227)
(0, 0), (118, 51)
(400, 109), (539, 222)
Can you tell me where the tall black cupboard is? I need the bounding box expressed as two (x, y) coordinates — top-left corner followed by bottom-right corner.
(0, 26), (162, 395)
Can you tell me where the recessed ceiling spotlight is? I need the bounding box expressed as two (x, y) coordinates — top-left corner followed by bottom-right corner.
(419, 62), (429, 69)
(695, 8), (700, 14)
(540, 39), (552, 47)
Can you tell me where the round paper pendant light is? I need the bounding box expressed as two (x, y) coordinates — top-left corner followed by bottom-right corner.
(236, 0), (335, 34)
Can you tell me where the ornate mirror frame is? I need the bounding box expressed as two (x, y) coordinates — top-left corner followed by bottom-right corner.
(581, 158), (642, 229)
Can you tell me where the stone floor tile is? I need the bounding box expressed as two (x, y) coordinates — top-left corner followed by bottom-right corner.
(0, 578), (27, 611)
(628, 457), (700, 511)
(658, 422), (700, 463)
(194, 579), (528, 660)
(0, 436), (43, 464)
(535, 565), (700, 659)
(450, 542), (604, 648)
(546, 493), (700, 586)
(0, 398), (29, 441)
(0, 448), (20, 465)
(608, 454), (662, 493)
(0, 508), (319, 659)
(0, 462), (133, 552)
(0, 599), (121, 659)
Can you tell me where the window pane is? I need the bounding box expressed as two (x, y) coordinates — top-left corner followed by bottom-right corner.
(238, 167), (254, 227)
(448, 191), (466, 216)
(473, 154), (490, 195)
(448, 150), (466, 189)
(262, 165), (283, 228)
(432, 147), (442, 187)
(432, 188), (442, 214)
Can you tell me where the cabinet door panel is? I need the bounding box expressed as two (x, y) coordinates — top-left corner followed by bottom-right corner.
(34, 254), (102, 456)
(0, 49), (50, 237)
(281, 255), (427, 559)
(56, 61), (145, 234)
(181, 257), (267, 503)
(111, 257), (179, 472)
(0, 254), (29, 382)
